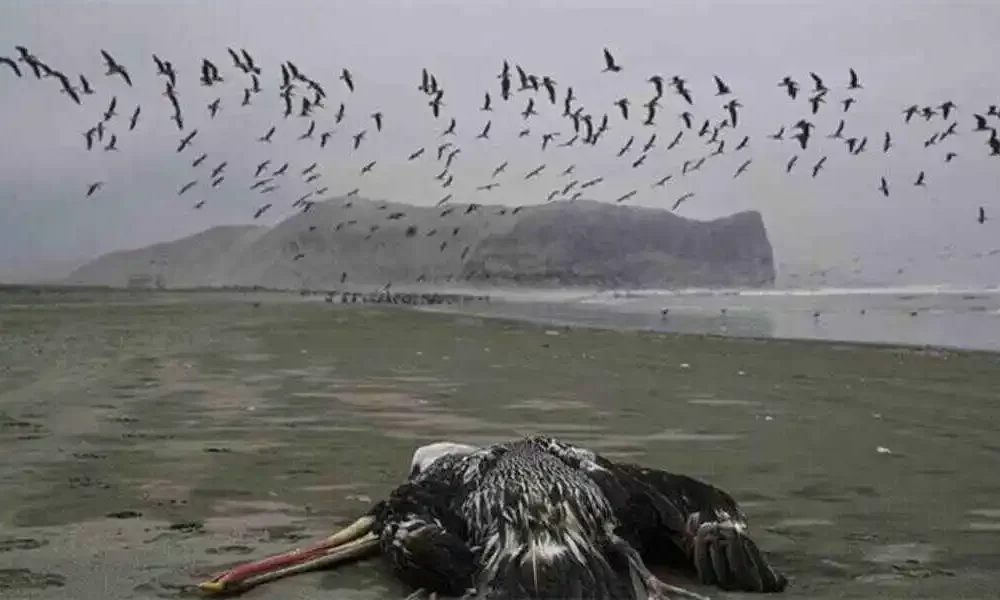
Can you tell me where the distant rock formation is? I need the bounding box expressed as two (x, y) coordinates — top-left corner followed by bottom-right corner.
(66, 197), (775, 290)
(462, 200), (774, 288)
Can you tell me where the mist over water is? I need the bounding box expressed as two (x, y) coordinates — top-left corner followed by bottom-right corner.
(422, 284), (1000, 351)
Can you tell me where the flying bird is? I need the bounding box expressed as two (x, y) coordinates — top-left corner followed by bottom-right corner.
(54, 71), (81, 104)
(103, 96), (118, 121)
(128, 106), (141, 130)
(614, 97), (630, 120)
(476, 120), (491, 140)
(614, 190), (637, 204)
(253, 204), (272, 219)
(177, 130), (198, 152)
(733, 159), (752, 179)
(724, 99), (742, 128)
(809, 72), (827, 92)
(100, 49), (132, 86)
(353, 130), (367, 150)
(811, 156), (827, 177)
(713, 75), (731, 95)
(340, 68), (354, 92)
(672, 192), (695, 211)
(0, 56), (22, 77)
(778, 76), (799, 99)
(847, 68), (862, 90)
(178, 180), (198, 195)
(601, 48), (622, 72)
(78, 74), (94, 95)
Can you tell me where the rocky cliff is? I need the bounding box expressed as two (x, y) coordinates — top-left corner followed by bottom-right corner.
(66, 197), (775, 289)
(462, 200), (774, 288)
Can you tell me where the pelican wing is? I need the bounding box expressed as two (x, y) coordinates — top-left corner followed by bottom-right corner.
(528, 436), (787, 593)
(524, 436), (689, 550)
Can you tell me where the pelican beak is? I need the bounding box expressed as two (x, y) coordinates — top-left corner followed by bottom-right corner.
(197, 514), (379, 596)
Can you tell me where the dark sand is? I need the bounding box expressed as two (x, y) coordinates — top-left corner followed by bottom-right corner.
(1, 290), (999, 599)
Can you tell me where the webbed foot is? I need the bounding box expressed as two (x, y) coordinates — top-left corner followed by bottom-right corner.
(688, 513), (787, 593)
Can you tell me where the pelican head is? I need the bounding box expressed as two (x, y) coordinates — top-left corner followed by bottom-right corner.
(409, 441), (479, 478)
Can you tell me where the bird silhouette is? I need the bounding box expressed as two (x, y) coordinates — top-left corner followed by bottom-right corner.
(614, 97), (630, 120)
(340, 68), (354, 92)
(672, 192), (695, 211)
(847, 68), (862, 90)
(100, 50), (132, 86)
(476, 120), (491, 140)
(733, 159), (752, 179)
(0, 56), (22, 77)
(775, 77), (797, 101)
(614, 190), (637, 203)
(811, 157), (827, 177)
(713, 75), (731, 95)
(601, 48), (622, 72)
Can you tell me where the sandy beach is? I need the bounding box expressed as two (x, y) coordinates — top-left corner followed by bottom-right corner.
(2, 289), (999, 599)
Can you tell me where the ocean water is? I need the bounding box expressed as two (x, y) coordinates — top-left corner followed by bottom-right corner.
(426, 284), (1000, 352)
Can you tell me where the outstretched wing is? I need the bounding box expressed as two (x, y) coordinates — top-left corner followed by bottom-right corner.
(524, 436), (689, 555)
(528, 435), (787, 594)
(613, 463), (787, 592)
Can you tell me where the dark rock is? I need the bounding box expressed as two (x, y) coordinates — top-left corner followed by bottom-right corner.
(462, 201), (774, 288)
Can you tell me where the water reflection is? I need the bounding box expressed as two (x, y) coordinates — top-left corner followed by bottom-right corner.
(426, 288), (1000, 351)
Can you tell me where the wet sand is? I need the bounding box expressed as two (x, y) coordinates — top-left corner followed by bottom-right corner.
(1, 290), (999, 599)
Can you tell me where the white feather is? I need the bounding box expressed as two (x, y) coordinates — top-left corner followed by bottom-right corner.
(409, 441), (479, 477)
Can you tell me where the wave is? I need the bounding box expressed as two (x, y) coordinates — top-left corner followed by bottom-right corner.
(581, 283), (1000, 300)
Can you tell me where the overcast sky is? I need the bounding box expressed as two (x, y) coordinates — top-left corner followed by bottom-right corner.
(1, 0), (999, 283)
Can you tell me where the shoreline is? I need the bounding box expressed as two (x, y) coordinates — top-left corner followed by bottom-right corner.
(3, 283), (1000, 353)
(418, 302), (1000, 357)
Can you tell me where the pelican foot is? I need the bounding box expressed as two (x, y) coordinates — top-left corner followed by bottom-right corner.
(689, 513), (788, 593)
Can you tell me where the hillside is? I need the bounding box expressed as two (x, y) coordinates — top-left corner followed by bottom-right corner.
(66, 197), (775, 289)
(462, 200), (774, 288)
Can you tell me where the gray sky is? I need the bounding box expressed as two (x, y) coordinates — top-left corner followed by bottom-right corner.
(1, 0), (999, 284)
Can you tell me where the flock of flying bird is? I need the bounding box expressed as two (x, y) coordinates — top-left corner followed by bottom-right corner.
(1, 44), (995, 238)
